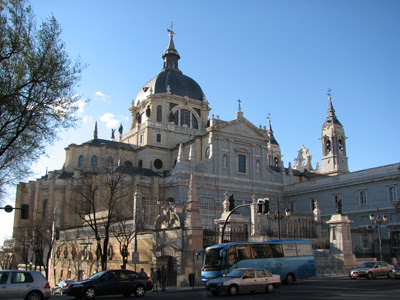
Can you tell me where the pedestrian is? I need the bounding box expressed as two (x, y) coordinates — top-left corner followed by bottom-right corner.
(160, 265), (167, 291)
(139, 268), (148, 277)
(150, 268), (158, 292)
(157, 267), (161, 290)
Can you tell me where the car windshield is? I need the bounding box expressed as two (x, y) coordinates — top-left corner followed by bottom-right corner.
(225, 269), (246, 278)
(359, 262), (375, 268)
(88, 270), (107, 280)
(204, 247), (223, 268)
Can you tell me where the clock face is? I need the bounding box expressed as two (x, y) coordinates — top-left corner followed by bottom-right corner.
(205, 147), (210, 159)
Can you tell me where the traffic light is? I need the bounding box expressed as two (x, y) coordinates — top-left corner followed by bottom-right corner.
(257, 200), (270, 215)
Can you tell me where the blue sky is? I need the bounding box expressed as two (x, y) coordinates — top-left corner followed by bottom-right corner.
(1, 0), (399, 243)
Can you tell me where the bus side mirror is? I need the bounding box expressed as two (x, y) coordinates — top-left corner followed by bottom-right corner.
(196, 250), (205, 260)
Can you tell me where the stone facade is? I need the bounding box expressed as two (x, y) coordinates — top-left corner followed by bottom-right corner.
(12, 32), (400, 287)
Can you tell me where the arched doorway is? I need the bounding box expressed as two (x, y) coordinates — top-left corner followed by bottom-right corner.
(156, 256), (177, 287)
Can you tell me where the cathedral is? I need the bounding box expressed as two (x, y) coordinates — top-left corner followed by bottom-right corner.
(12, 31), (400, 286)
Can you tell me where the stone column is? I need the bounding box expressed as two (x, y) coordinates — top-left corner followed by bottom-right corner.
(326, 214), (356, 267)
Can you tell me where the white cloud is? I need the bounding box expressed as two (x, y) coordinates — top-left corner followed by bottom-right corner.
(100, 113), (119, 128)
(95, 91), (108, 101)
(75, 99), (86, 113)
(82, 115), (93, 124)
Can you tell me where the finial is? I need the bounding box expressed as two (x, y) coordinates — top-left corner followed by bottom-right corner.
(267, 112), (271, 124)
(237, 99), (242, 109)
(167, 21), (175, 37)
(327, 88), (332, 101)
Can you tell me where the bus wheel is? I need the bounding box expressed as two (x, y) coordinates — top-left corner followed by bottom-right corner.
(228, 285), (238, 296)
(285, 273), (295, 285)
(266, 284), (274, 293)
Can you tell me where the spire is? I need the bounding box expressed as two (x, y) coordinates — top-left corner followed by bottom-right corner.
(162, 24), (181, 73)
(93, 121), (98, 139)
(323, 89), (342, 127)
(268, 119), (279, 145)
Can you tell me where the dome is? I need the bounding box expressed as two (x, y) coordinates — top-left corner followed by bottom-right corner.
(135, 33), (204, 103)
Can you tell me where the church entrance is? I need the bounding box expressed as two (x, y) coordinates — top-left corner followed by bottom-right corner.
(156, 256), (177, 287)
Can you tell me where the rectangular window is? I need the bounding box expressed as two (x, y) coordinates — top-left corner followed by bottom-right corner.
(359, 190), (367, 205)
(289, 201), (295, 212)
(238, 154), (246, 173)
(156, 133), (161, 143)
(388, 186), (397, 202)
(140, 135), (143, 144)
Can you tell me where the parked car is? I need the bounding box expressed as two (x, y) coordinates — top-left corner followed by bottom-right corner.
(66, 269), (153, 299)
(391, 266), (400, 279)
(0, 270), (51, 300)
(206, 268), (281, 296)
(349, 261), (395, 279)
(52, 280), (75, 295)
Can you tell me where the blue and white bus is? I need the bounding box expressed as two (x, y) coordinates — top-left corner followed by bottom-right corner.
(198, 239), (316, 284)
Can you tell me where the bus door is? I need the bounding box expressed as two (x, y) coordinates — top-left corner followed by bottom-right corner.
(263, 244), (284, 276)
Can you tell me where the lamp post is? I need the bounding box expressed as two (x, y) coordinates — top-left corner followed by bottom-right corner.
(221, 204), (251, 244)
(369, 206), (387, 261)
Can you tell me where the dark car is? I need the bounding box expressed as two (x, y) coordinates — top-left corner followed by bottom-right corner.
(0, 270), (51, 300)
(66, 269), (153, 299)
(392, 266), (400, 279)
(52, 280), (75, 295)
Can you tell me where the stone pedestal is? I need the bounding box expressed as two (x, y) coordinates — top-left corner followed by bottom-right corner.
(326, 214), (356, 266)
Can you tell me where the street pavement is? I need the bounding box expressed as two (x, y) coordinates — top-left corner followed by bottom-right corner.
(50, 277), (400, 300)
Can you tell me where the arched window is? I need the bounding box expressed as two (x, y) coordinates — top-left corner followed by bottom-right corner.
(171, 108), (200, 129)
(138, 160), (143, 168)
(43, 199), (48, 219)
(78, 155), (84, 168)
(91, 155), (98, 169)
(157, 105), (162, 122)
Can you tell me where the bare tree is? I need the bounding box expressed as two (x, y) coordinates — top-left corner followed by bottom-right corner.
(111, 205), (144, 269)
(72, 168), (133, 271)
(0, 0), (84, 202)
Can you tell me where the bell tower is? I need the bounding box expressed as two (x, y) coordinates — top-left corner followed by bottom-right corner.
(320, 91), (349, 175)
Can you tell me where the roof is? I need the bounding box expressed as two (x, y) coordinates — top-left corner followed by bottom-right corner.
(82, 139), (135, 151)
(135, 33), (204, 103)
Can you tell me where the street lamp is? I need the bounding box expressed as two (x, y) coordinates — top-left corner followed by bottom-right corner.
(369, 206), (387, 261)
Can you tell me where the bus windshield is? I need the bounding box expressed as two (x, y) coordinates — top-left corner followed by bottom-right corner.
(203, 247), (224, 271)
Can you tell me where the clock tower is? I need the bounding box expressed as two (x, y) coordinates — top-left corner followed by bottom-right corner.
(320, 93), (349, 175)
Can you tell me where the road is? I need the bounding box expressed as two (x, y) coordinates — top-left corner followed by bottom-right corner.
(52, 277), (400, 300)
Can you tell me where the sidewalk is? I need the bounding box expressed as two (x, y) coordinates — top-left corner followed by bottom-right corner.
(151, 285), (205, 292)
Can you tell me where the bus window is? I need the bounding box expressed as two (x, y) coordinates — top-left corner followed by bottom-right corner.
(269, 244), (283, 257)
(296, 243), (313, 256)
(252, 244), (271, 258)
(226, 246), (237, 267)
(236, 245), (252, 261)
(282, 243), (297, 257)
